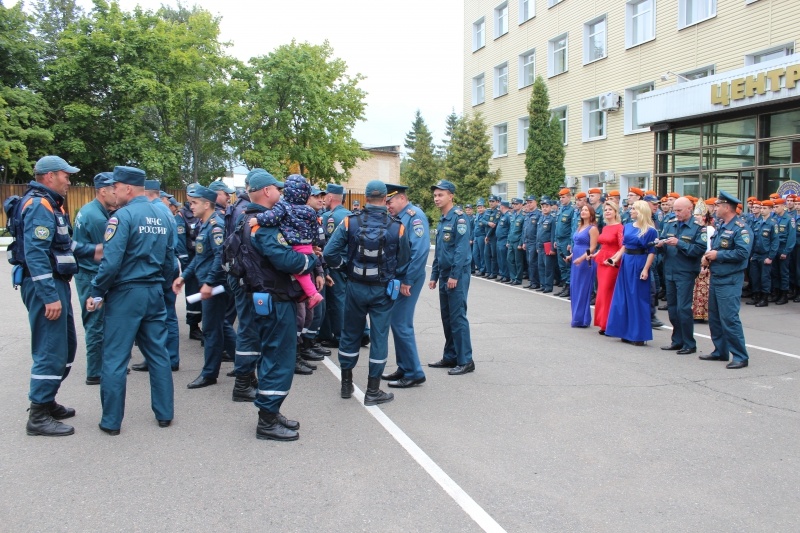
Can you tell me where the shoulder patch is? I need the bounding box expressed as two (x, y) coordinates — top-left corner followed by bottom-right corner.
(104, 223), (117, 242)
(108, 216), (118, 225)
(406, 208), (416, 216)
(177, 225), (185, 234)
(277, 232), (289, 246)
(211, 227), (224, 234)
(414, 225), (424, 237)
(34, 226), (50, 240)
(213, 233), (223, 246)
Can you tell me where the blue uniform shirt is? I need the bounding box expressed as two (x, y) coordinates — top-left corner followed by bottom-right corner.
(507, 209), (524, 245)
(182, 212), (226, 287)
(73, 198), (110, 275)
(175, 212), (189, 267)
(659, 218), (707, 278)
(555, 204), (574, 242)
(473, 211), (487, 239)
(537, 213), (555, 243)
(249, 203), (316, 278)
(485, 207), (499, 239)
(773, 212), (797, 256)
(321, 204), (352, 242)
(496, 210), (510, 240)
(751, 216), (779, 258)
(431, 206), (472, 279)
(396, 203), (430, 285)
(709, 215), (752, 277)
(524, 209), (541, 243)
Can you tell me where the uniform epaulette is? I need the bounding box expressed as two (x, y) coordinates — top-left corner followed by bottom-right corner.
(406, 208), (416, 216)
(209, 218), (217, 225)
(454, 209), (464, 216)
(735, 220), (745, 228)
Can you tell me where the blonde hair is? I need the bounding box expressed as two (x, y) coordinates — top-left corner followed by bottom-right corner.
(632, 200), (655, 236)
(603, 201), (620, 223)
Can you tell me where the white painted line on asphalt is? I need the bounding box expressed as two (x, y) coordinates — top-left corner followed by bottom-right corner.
(321, 357), (507, 533)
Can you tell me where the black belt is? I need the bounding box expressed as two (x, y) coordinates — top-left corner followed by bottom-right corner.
(624, 249), (648, 256)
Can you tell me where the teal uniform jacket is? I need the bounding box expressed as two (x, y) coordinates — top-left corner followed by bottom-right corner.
(751, 216), (779, 258)
(658, 218), (707, 279)
(507, 210), (524, 245)
(537, 213), (555, 243)
(175, 212), (189, 267)
(181, 212), (226, 288)
(709, 216), (752, 278)
(431, 206), (472, 279)
(773, 212), (796, 256)
(496, 211), (510, 240)
(485, 207), (499, 239)
(91, 196), (174, 297)
(73, 198), (110, 275)
(473, 211), (487, 239)
(250, 205), (316, 278)
(524, 209), (541, 244)
(555, 204), (574, 244)
(594, 204), (605, 230)
(397, 203), (430, 285)
(322, 204), (353, 242)
(151, 199), (179, 269)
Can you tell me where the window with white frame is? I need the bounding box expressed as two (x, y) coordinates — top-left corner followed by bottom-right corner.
(519, 0), (534, 23)
(491, 183), (508, 201)
(548, 0), (563, 7)
(472, 74), (485, 106)
(679, 0), (716, 29)
(494, 2), (509, 38)
(494, 63), (509, 97)
(548, 34), (568, 77)
(678, 65), (715, 82)
(493, 123), (508, 157)
(518, 49), (536, 88)
(745, 43), (795, 65)
(517, 181), (527, 198)
(584, 15), (607, 64)
(625, 83), (654, 134)
(473, 18), (485, 51)
(518, 117), (529, 153)
(551, 106), (568, 145)
(626, 0), (655, 49)
(583, 98), (605, 142)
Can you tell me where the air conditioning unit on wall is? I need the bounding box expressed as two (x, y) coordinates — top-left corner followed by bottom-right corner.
(564, 176), (578, 188)
(598, 170), (615, 183)
(599, 92), (620, 112)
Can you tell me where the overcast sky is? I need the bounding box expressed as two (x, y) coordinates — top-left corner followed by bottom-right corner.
(12, 0), (465, 150)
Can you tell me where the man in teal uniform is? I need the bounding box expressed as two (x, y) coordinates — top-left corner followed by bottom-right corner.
(769, 198), (795, 304)
(87, 166), (174, 435)
(472, 199), (487, 275)
(428, 180), (475, 376)
(483, 196), (500, 279)
(173, 185), (237, 389)
(382, 183), (429, 389)
(318, 184), (352, 347)
(523, 196), (540, 289)
(12, 156), (102, 436)
(536, 199), (556, 293)
(554, 188), (574, 298)
(495, 201), (511, 282)
(324, 181), (410, 404)
(506, 198), (525, 285)
(699, 191), (753, 369)
(73, 172), (116, 385)
(747, 201), (779, 307)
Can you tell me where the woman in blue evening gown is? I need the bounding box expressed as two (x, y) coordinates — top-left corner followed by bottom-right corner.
(567, 206), (598, 327)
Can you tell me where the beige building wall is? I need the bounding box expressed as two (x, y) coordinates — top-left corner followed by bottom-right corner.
(340, 146), (401, 191)
(464, 0), (800, 199)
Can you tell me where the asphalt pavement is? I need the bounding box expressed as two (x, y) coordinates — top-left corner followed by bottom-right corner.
(1, 255), (799, 532)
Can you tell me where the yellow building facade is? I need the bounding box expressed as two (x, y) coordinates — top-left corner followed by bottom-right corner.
(464, 0), (800, 200)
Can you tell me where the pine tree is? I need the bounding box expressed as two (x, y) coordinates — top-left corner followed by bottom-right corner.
(525, 75), (565, 198)
(401, 110), (438, 215)
(439, 109), (459, 158)
(444, 112), (498, 204)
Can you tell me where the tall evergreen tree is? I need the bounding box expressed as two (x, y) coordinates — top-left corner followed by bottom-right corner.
(444, 112), (498, 204)
(525, 75), (565, 198)
(438, 108), (459, 158)
(401, 110), (438, 215)
(31, 0), (83, 62)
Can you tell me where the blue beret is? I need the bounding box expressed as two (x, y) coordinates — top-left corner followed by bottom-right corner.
(249, 169), (284, 192)
(34, 155), (80, 175)
(500, 201), (510, 208)
(431, 180), (456, 193)
(526, 195), (537, 201)
(208, 180), (234, 194)
(326, 183), (345, 195)
(187, 185), (217, 203)
(365, 180), (387, 197)
(718, 190), (742, 206)
(110, 166), (146, 186)
(93, 172), (114, 189)
(144, 179), (160, 191)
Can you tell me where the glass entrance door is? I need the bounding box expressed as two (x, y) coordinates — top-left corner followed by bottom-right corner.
(711, 172), (741, 201)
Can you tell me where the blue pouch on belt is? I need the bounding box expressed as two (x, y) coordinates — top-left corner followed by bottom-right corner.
(252, 292), (273, 316)
(11, 264), (23, 289)
(386, 279), (400, 301)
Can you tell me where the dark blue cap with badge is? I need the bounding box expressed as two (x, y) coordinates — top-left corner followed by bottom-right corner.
(386, 183), (408, 199)
(326, 183), (345, 194)
(365, 180), (387, 198)
(159, 190), (173, 199)
(512, 197), (523, 204)
(500, 201), (510, 208)
(248, 169), (283, 191)
(93, 172), (114, 189)
(187, 185), (217, 203)
(110, 166), (146, 186)
(430, 180), (456, 193)
(168, 197), (180, 207)
(476, 199), (485, 206)
(208, 180), (234, 194)
(34, 155), (80, 175)
(465, 204), (473, 208)
(717, 190), (742, 206)
(526, 195), (537, 201)
(310, 185), (324, 196)
(144, 179), (161, 191)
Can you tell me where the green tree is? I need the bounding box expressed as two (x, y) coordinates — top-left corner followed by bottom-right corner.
(444, 112), (498, 204)
(0, 2), (53, 182)
(525, 75), (565, 198)
(237, 40), (367, 183)
(401, 110), (438, 216)
(31, 0), (84, 62)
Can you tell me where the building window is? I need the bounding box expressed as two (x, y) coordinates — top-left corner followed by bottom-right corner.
(583, 98), (606, 142)
(473, 18), (485, 51)
(491, 182), (508, 202)
(584, 15), (607, 64)
(551, 106), (568, 145)
(625, 83), (654, 134)
(548, 0), (564, 7)
(517, 181), (527, 198)
(472, 74), (485, 106)
(519, 0), (534, 23)
(518, 49), (536, 88)
(679, 0), (716, 29)
(745, 43), (795, 65)
(548, 34), (568, 77)
(494, 63), (509, 97)
(494, 2), (509, 39)
(678, 65), (715, 82)
(494, 123), (508, 157)
(518, 117), (530, 153)
(626, 0), (655, 49)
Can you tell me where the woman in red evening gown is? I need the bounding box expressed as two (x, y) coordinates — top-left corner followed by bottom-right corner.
(592, 202), (623, 334)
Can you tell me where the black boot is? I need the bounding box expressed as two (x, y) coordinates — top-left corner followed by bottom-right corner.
(26, 402), (74, 437)
(776, 290), (788, 305)
(794, 292), (800, 303)
(769, 290), (780, 302)
(310, 341), (331, 356)
(755, 293), (769, 307)
(745, 293), (760, 305)
(189, 325), (203, 341)
(300, 337), (324, 361)
(276, 412), (300, 430)
(256, 409), (299, 441)
(250, 371), (258, 388)
(364, 376), (394, 406)
(232, 375), (257, 402)
(47, 400), (75, 420)
(341, 368), (354, 399)
(559, 284), (570, 298)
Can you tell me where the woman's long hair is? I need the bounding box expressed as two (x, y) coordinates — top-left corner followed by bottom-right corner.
(632, 200), (654, 236)
(603, 201), (620, 224)
(579, 205), (597, 228)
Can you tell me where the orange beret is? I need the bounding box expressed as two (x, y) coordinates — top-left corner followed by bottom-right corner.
(629, 187), (644, 197)
(762, 200), (774, 207)
(770, 193), (779, 199)
(752, 200), (762, 206)
(588, 188), (602, 194)
(660, 197), (669, 203)
(774, 198), (786, 205)
(645, 190), (656, 196)
(558, 188), (571, 196)
(747, 196), (757, 202)
(704, 198), (716, 205)
(608, 190), (620, 197)
(686, 195), (697, 204)
(787, 194), (797, 200)
(667, 192), (680, 198)
(575, 192), (587, 199)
